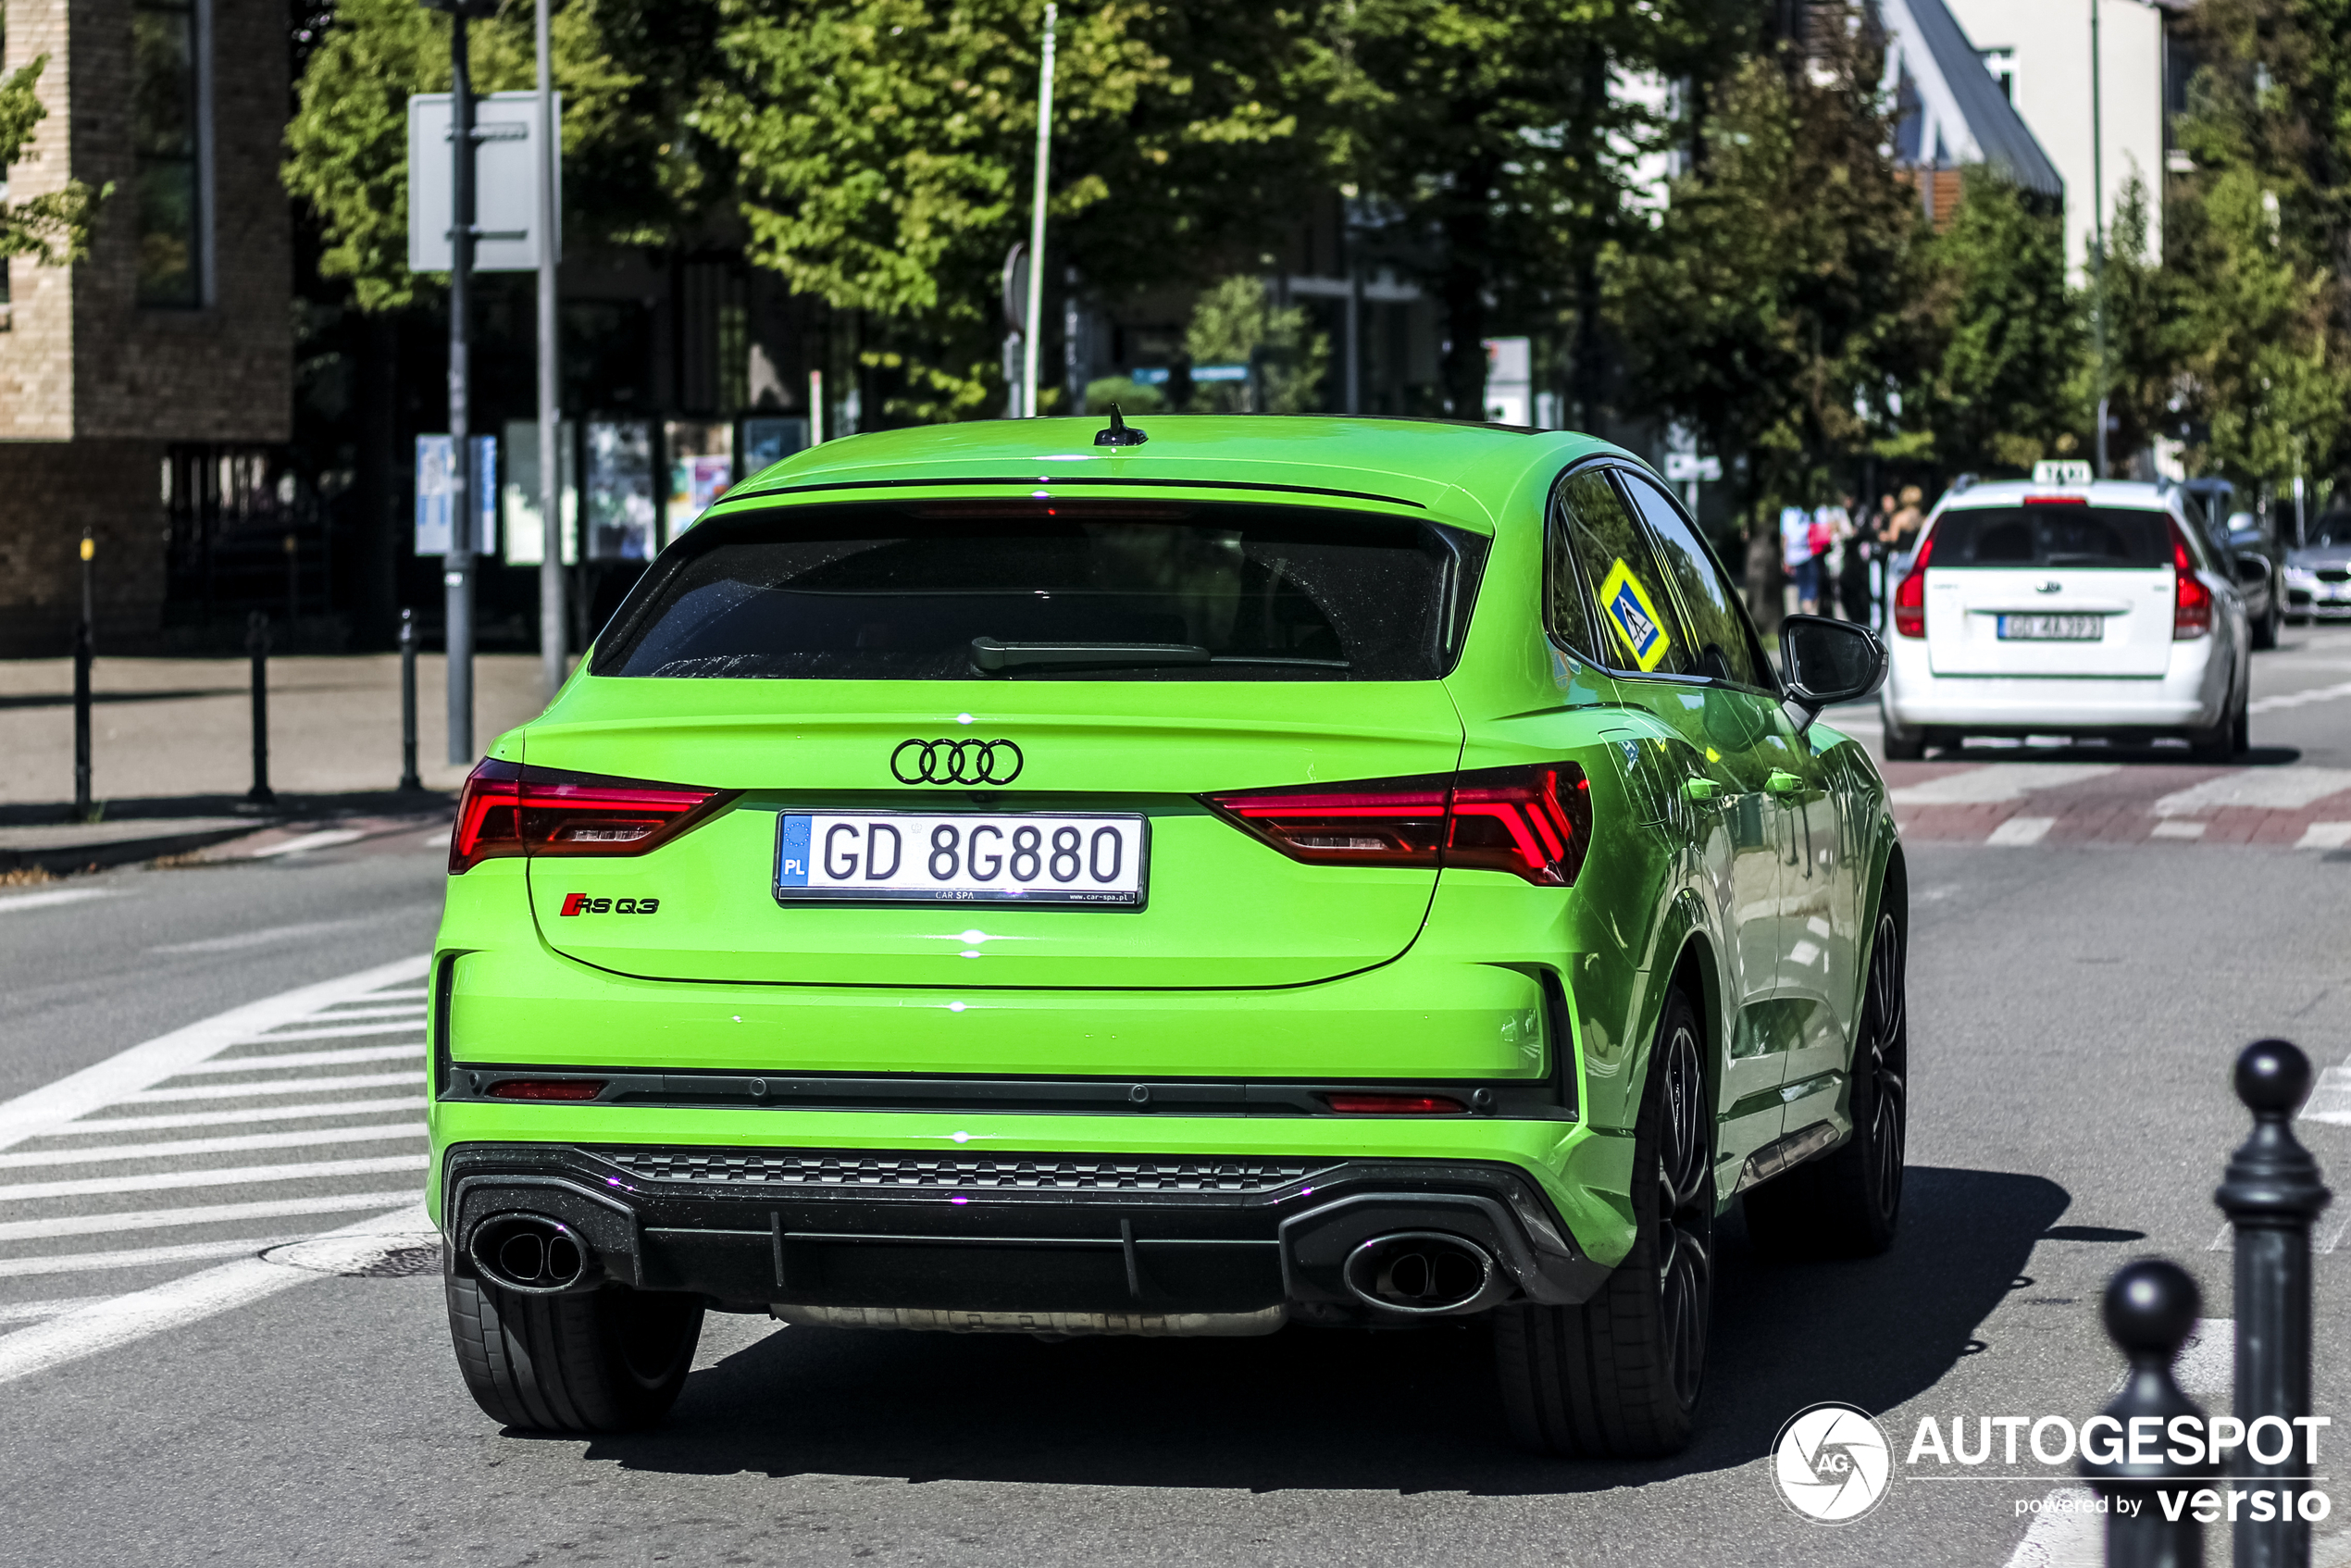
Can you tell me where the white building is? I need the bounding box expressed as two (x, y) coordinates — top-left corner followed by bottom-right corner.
(1944, 0), (2168, 272)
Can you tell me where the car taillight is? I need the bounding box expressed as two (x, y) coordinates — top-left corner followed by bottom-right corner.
(487, 1078), (607, 1101)
(450, 759), (727, 874)
(2170, 522), (2213, 640)
(1324, 1093), (1467, 1114)
(1205, 763), (1591, 886)
(1893, 534), (1934, 638)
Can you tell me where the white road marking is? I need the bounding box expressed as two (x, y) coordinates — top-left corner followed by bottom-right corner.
(0, 1297), (106, 1325)
(28, 1096), (421, 1136)
(2154, 765), (2351, 815)
(0, 1189), (419, 1245)
(179, 1044), (418, 1074)
(299, 1004), (428, 1022)
(0, 888), (115, 914)
(2104, 1317), (2231, 1396)
(357, 988), (428, 1001)
(2250, 678), (2351, 714)
(2303, 1066), (2351, 1125)
(0, 1235), (314, 1279)
(0, 1152), (427, 1203)
(149, 916), (386, 955)
(121, 1071), (426, 1103)
(0, 1122), (425, 1171)
(0, 956), (426, 1152)
(2298, 821), (2351, 850)
(2003, 1487), (2104, 1568)
(0, 1203), (427, 1388)
(224, 1020), (428, 1043)
(2149, 820), (2208, 840)
(247, 828), (368, 858)
(1986, 816), (2056, 846)
(1891, 763), (2118, 805)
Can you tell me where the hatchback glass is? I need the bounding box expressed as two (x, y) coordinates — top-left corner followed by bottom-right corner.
(1930, 506), (2172, 569)
(592, 500), (1487, 681)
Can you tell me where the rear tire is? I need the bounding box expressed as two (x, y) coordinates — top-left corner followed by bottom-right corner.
(1494, 988), (1711, 1458)
(2190, 687), (2247, 762)
(1746, 898), (1908, 1260)
(446, 1259), (703, 1433)
(2253, 597), (2282, 651)
(1881, 706), (1927, 762)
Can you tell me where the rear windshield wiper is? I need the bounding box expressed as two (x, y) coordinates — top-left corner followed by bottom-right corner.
(969, 638), (1350, 674)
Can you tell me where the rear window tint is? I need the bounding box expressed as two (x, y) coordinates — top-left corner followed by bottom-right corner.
(1929, 505), (2173, 569)
(591, 500), (1489, 681)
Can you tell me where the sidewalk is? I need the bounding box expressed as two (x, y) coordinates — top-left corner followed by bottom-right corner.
(0, 653), (554, 869)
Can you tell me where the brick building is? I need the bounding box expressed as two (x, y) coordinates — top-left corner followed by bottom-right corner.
(0, 0), (291, 656)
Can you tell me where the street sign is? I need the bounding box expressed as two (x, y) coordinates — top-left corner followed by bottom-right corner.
(1001, 243), (1029, 334)
(407, 91), (562, 273)
(1663, 454), (1722, 482)
(416, 434), (498, 556)
(1191, 364), (1249, 383)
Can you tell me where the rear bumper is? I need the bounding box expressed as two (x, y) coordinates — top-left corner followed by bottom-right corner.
(440, 1140), (1614, 1326)
(1884, 635), (2228, 732)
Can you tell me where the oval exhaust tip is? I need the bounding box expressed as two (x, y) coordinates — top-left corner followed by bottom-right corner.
(469, 1214), (598, 1294)
(1342, 1231), (1497, 1314)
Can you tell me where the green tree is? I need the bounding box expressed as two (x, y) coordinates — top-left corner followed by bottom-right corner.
(699, 0), (1319, 422)
(283, 0), (716, 312)
(0, 56), (105, 268)
(2086, 175), (2190, 472)
(1304, 0), (1717, 418)
(1916, 167), (2086, 475)
(1604, 19), (1929, 521)
(1182, 275), (1329, 414)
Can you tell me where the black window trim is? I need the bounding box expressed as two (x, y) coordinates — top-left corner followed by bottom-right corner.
(1542, 456), (1783, 700)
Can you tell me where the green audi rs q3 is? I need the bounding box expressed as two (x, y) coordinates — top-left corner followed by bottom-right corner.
(430, 415), (1906, 1458)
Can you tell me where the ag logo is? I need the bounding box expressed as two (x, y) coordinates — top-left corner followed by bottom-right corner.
(1771, 1401), (1892, 1524)
(890, 738), (1024, 786)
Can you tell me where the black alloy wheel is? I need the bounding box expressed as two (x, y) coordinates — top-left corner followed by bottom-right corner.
(1746, 902), (1909, 1258)
(1652, 1014), (1713, 1411)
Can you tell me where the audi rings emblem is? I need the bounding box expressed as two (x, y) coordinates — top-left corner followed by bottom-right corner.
(890, 738), (1025, 786)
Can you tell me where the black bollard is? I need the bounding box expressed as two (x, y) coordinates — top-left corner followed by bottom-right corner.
(245, 611), (274, 805)
(71, 530), (93, 822)
(2216, 1040), (2331, 1568)
(2082, 1259), (2210, 1568)
(397, 608), (422, 792)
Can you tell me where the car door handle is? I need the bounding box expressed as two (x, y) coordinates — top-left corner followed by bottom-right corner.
(1765, 770), (1805, 798)
(1681, 778), (1719, 805)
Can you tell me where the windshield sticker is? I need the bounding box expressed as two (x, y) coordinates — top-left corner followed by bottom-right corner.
(1598, 560), (1672, 671)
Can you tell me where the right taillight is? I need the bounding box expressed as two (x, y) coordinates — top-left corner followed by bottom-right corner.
(450, 759), (728, 873)
(2170, 522), (2213, 640)
(1894, 534), (1934, 638)
(1206, 763), (1591, 886)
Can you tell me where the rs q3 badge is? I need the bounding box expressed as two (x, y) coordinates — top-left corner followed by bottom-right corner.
(559, 895), (660, 916)
(1598, 559), (1673, 673)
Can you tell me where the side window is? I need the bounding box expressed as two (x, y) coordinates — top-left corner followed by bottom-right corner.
(1549, 468), (1693, 677)
(1617, 471), (1770, 689)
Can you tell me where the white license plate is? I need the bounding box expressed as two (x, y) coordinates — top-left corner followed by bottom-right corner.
(774, 812), (1147, 907)
(1997, 614), (2103, 641)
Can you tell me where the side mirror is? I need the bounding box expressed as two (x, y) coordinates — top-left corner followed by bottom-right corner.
(1779, 615), (1888, 733)
(2233, 553), (2270, 587)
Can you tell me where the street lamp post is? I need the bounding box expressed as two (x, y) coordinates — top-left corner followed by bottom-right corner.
(2090, 0), (2108, 477)
(1022, 4), (1056, 417)
(533, 0), (565, 703)
(422, 0), (499, 765)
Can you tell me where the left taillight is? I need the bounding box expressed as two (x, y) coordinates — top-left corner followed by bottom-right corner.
(2170, 521), (2214, 640)
(450, 759), (727, 874)
(1206, 763), (1591, 887)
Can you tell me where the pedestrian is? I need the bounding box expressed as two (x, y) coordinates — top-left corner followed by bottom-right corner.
(1744, 516), (1785, 639)
(1835, 492), (1872, 623)
(1784, 503), (1822, 616)
(1813, 495), (1854, 620)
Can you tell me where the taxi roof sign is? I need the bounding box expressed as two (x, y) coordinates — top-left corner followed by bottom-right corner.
(2031, 459), (2094, 488)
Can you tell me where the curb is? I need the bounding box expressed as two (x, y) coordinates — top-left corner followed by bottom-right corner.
(0, 822), (276, 877)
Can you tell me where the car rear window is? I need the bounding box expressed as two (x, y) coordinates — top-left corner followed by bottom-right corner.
(591, 499), (1489, 681)
(1928, 505), (2174, 569)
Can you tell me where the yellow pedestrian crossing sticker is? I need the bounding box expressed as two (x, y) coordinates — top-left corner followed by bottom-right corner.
(1598, 559), (1673, 671)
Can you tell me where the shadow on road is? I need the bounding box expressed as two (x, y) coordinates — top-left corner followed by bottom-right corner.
(566, 1165), (2071, 1496)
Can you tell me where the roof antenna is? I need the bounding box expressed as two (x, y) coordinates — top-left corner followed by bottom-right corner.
(1094, 404), (1149, 448)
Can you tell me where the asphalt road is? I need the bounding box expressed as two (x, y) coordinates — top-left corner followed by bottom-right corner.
(2, 627), (2349, 1568)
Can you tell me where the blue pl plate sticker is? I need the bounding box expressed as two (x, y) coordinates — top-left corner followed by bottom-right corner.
(776, 815), (811, 886)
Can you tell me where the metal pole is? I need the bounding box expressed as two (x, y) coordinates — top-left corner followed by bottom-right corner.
(245, 612), (274, 804)
(72, 530), (93, 822)
(398, 608), (423, 791)
(445, 8), (477, 765)
(1022, 3), (1055, 417)
(2090, 0), (2108, 478)
(809, 368), (825, 444)
(2217, 1040), (2331, 1568)
(534, 0), (566, 704)
(283, 529), (299, 645)
(2082, 1259), (2210, 1568)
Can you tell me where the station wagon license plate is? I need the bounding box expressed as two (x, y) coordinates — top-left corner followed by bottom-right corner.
(1997, 615), (2103, 641)
(774, 812), (1147, 907)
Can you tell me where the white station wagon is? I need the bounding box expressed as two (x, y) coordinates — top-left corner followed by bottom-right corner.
(1880, 465), (2252, 760)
